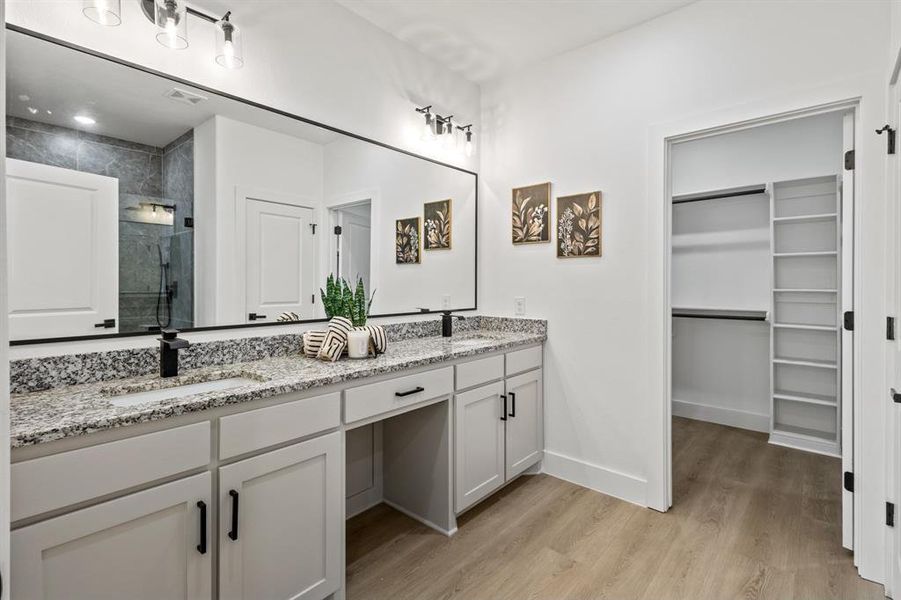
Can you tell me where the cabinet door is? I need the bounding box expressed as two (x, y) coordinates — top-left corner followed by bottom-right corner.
(219, 431), (341, 600)
(505, 369), (543, 480)
(454, 381), (506, 512)
(12, 473), (211, 600)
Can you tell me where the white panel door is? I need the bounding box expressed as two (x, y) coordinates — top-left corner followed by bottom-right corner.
(340, 211), (371, 292)
(245, 199), (315, 322)
(504, 369), (543, 480)
(219, 432), (341, 600)
(6, 158), (118, 340)
(454, 381), (506, 512)
(11, 473), (211, 600)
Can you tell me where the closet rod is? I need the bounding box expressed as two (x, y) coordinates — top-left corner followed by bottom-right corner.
(672, 312), (767, 322)
(672, 186), (767, 205)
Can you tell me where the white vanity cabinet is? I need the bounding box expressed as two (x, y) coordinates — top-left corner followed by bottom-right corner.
(454, 348), (544, 513)
(218, 431), (342, 600)
(11, 472), (212, 600)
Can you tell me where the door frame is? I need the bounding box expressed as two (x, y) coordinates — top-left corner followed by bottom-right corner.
(327, 198), (372, 282)
(235, 186), (318, 323)
(647, 97), (863, 527)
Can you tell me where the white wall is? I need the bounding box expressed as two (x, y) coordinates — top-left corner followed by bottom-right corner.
(670, 112), (843, 432)
(671, 112), (843, 196)
(479, 0), (891, 582)
(194, 116), (323, 325)
(323, 137), (476, 314)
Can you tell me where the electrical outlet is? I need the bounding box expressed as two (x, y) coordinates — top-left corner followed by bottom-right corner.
(514, 297), (526, 316)
(441, 295), (451, 309)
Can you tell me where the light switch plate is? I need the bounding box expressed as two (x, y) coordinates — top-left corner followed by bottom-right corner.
(514, 297), (526, 316)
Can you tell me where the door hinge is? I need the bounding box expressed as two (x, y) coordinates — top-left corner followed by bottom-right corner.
(892, 388), (901, 403)
(876, 125), (896, 155)
(844, 149), (855, 170)
(844, 471), (854, 493)
(889, 316), (896, 341)
(888, 502), (896, 527)
(843, 311), (854, 331)
(311, 223), (317, 234)
(312, 294), (315, 303)
(334, 225), (343, 235)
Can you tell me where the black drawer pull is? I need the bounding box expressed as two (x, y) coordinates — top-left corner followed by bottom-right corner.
(196, 501), (207, 554)
(94, 318), (116, 328)
(509, 392), (516, 418)
(500, 394), (507, 421)
(228, 489), (239, 541)
(395, 386), (425, 398)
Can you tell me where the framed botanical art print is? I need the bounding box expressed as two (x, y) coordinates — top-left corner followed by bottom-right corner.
(556, 191), (602, 258)
(512, 182), (551, 244)
(396, 217), (421, 264)
(424, 199), (452, 250)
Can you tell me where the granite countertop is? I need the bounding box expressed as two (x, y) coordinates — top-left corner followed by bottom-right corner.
(10, 330), (545, 448)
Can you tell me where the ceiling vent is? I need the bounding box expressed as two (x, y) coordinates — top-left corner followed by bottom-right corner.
(164, 87), (208, 106)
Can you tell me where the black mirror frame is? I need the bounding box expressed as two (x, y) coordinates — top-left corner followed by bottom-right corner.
(6, 24), (478, 347)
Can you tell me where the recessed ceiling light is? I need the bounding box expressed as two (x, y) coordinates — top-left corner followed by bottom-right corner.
(27, 107), (38, 115)
(73, 115), (96, 125)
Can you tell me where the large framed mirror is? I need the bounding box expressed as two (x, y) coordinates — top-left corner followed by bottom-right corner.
(5, 27), (477, 344)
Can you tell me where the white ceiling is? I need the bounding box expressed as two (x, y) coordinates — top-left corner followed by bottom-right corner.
(336, 0), (695, 83)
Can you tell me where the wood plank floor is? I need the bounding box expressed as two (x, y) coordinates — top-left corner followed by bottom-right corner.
(346, 417), (885, 599)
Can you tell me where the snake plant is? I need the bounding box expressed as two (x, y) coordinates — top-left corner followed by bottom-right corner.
(320, 275), (375, 327)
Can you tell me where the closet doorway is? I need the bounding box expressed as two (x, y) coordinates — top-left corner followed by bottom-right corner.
(667, 108), (856, 552)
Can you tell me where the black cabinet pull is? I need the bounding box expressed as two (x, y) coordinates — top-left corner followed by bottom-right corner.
(196, 501), (207, 554)
(248, 313), (268, 321)
(395, 386), (425, 397)
(509, 392), (516, 418)
(94, 318), (115, 328)
(500, 394), (507, 421)
(228, 489), (240, 541)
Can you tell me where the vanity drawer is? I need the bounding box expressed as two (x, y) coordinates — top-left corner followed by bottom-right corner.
(344, 367), (453, 424)
(12, 422), (210, 522)
(219, 392), (340, 459)
(455, 355), (504, 390)
(506, 346), (542, 376)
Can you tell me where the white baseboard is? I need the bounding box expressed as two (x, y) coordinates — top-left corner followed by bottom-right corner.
(542, 450), (647, 507)
(672, 398), (769, 433)
(383, 499), (457, 537)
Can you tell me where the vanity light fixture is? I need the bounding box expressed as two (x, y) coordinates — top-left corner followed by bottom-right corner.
(215, 12), (244, 69)
(154, 0), (188, 50)
(416, 106), (435, 141)
(457, 124), (474, 157)
(438, 115), (455, 147)
(83, 0), (121, 26)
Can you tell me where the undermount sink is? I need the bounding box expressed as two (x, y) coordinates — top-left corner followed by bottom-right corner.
(106, 377), (257, 408)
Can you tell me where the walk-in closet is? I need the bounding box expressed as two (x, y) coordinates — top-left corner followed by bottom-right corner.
(670, 110), (852, 470)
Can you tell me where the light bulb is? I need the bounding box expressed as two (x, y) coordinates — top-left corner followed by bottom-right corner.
(421, 115), (434, 142)
(465, 139), (473, 157)
(165, 17), (178, 45)
(215, 14), (244, 69)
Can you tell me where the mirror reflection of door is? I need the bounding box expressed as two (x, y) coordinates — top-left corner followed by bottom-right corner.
(245, 198), (315, 323)
(331, 201), (372, 293)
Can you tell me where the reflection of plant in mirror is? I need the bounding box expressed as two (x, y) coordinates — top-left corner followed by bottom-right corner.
(320, 275), (376, 326)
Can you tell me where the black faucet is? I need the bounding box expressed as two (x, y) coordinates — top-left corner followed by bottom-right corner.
(159, 329), (190, 378)
(441, 311), (465, 337)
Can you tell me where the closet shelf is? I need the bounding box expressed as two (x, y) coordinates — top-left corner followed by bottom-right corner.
(672, 307), (768, 321)
(773, 323), (837, 332)
(773, 390), (837, 407)
(773, 288), (838, 294)
(773, 251), (837, 258)
(773, 213), (838, 223)
(773, 357), (838, 370)
(772, 423), (837, 443)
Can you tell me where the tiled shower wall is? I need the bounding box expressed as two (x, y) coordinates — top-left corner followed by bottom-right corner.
(5, 117), (194, 333)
